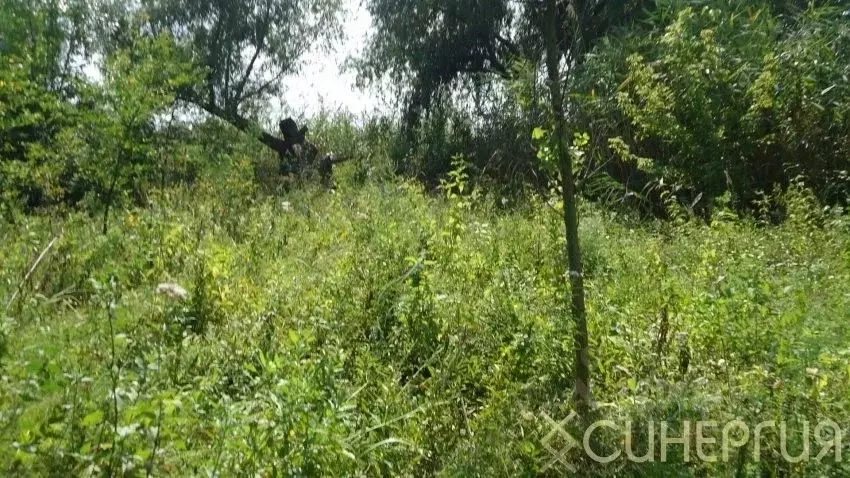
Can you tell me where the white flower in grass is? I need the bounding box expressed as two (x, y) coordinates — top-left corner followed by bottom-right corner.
(155, 283), (189, 301)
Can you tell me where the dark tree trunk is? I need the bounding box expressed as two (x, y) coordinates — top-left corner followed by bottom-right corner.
(197, 102), (291, 158)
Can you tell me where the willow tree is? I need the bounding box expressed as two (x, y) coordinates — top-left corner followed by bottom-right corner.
(361, 0), (650, 127)
(358, 0), (521, 130)
(139, 0), (342, 158)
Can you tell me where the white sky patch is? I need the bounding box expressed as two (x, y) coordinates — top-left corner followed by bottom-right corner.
(275, 1), (384, 119)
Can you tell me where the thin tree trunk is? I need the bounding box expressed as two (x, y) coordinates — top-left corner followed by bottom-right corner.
(102, 155), (123, 235)
(542, 0), (591, 414)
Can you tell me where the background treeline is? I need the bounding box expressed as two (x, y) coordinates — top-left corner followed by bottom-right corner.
(3, 1), (850, 476)
(361, 0), (850, 217)
(2, 0), (848, 221)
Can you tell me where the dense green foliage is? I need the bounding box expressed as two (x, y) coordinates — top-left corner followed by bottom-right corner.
(2, 162), (849, 474)
(359, 0), (652, 187)
(3, 0), (850, 475)
(0, 0), (343, 211)
(0, 1), (198, 212)
(361, 0), (849, 215)
(574, 0), (850, 213)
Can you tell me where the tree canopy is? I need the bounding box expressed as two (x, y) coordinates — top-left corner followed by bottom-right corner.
(359, 0), (652, 127)
(142, 0), (341, 117)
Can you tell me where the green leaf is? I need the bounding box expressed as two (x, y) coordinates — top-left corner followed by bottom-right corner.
(531, 127), (547, 140)
(81, 410), (104, 428)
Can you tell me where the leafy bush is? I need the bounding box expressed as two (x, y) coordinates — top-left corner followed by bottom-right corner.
(573, 0), (850, 215)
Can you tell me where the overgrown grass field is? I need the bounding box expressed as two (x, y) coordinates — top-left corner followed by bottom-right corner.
(2, 163), (849, 476)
